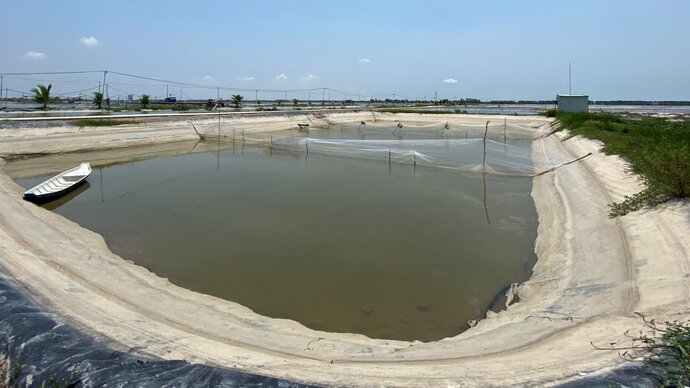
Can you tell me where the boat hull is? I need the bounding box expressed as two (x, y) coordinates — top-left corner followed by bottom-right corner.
(23, 178), (89, 204)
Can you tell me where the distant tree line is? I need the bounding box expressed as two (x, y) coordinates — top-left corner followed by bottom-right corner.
(590, 100), (690, 106)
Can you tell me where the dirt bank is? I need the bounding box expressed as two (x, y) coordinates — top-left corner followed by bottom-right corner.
(0, 112), (687, 386)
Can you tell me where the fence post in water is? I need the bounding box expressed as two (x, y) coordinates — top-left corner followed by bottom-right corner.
(483, 121), (490, 173)
(483, 120), (491, 225)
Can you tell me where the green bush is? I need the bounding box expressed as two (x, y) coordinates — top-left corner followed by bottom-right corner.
(553, 112), (690, 216)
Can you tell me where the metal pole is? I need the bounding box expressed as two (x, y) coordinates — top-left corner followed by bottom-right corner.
(102, 71), (107, 96)
(0, 76), (3, 108)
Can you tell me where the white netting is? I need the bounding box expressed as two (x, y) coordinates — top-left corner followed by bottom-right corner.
(190, 114), (581, 177)
(239, 135), (541, 176)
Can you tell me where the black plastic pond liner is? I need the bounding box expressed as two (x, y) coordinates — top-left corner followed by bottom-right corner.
(0, 273), (316, 388)
(0, 272), (659, 387)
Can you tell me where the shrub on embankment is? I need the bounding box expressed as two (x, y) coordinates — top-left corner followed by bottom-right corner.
(75, 119), (138, 127)
(545, 110), (690, 216)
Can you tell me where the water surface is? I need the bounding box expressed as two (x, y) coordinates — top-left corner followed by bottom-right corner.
(15, 133), (538, 342)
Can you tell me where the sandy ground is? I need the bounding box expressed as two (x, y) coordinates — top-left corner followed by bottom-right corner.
(0, 112), (688, 386)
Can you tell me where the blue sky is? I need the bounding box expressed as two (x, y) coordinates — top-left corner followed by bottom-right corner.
(1, 0), (689, 100)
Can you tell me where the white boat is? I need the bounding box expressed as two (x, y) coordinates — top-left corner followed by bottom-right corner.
(23, 162), (92, 203)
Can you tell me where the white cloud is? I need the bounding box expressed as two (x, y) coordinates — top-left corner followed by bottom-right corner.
(79, 36), (100, 47)
(302, 74), (319, 81)
(203, 75), (215, 82)
(274, 73), (288, 80)
(443, 78), (458, 84)
(24, 51), (46, 60)
(236, 76), (255, 81)
(358, 58), (371, 63)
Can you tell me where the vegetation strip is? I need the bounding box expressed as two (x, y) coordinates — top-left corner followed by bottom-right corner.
(546, 110), (690, 216)
(75, 118), (138, 127)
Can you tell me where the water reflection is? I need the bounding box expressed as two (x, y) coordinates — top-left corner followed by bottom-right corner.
(39, 182), (92, 211)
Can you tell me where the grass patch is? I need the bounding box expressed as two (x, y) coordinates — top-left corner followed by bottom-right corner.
(374, 108), (464, 114)
(594, 316), (690, 386)
(547, 111), (690, 216)
(109, 104), (201, 112)
(75, 119), (138, 127)
(0, 351), (22, 388)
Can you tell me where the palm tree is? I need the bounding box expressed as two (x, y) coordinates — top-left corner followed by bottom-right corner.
(292, 98), (299, 108)
(140, 94), (150, 108)
(31, 84), (51, 110)
(231, 94), (244, 110)
(93, 92), (104, 109)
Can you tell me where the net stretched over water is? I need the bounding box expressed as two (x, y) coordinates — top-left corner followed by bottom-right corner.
(191, 114), (582, 177)
(234, 134), (576, 177)
(275, 138), (534, 176)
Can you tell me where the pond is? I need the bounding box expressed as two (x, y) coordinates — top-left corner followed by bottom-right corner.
(13, 127), (538, 342)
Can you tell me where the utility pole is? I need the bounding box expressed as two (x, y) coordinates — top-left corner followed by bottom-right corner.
(166, 85), (169, 98)
(0, 76), (3, 108)
(255, 89), (258, 103)
(102, 71), (107, 95)
(322, 88), (325, 105)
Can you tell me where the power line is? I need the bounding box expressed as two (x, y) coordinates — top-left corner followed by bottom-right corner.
(1, 76), (99, 84)
(55, 85), (100, 96)
(0, 70), (401, 98)
(0, 70), (104, 76)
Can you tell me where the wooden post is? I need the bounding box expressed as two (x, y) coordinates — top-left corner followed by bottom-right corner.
(483, 121), (490, 173)
(504, 118), (507, 144)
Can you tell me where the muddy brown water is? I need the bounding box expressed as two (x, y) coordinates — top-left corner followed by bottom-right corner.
(13, 132), (538, 342)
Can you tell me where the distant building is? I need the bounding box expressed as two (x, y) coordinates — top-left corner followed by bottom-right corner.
(557, 94), (589, 113)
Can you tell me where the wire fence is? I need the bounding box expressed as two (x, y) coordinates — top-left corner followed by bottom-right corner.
(0, 70), (413, 104)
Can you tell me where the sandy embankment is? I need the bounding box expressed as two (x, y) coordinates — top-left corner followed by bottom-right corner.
(0, 112), (688, 386)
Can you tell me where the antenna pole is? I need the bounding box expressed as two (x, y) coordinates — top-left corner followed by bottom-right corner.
(569, 62), (572, 95)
